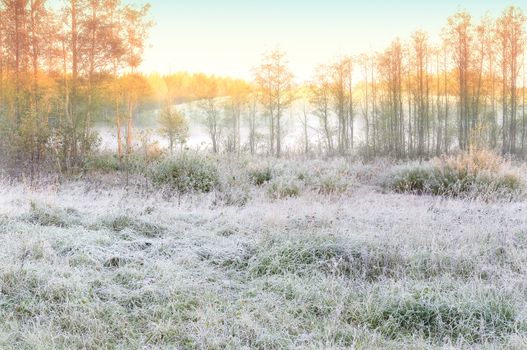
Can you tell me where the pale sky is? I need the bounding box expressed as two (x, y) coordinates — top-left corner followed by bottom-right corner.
(141, 0), (522, 80)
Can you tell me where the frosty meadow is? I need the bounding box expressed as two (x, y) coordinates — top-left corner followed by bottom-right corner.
(2, 1), (527, 349)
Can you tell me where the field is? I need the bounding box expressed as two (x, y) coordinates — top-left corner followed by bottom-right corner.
(1, 155), (527, 349)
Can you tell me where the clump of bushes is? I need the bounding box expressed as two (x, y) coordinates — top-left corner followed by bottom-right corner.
(289, 160), (354, 195)
(385, 150), (524, 199)
(387, 165), (434, 194)
(436, 148), (503, 174)
(84, 151), (167, 177)
(312, 174), (349, 195)
(152, 152), (219, 193)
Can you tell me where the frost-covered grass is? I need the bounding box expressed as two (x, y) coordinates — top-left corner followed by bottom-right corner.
(1, 157), (527, 349)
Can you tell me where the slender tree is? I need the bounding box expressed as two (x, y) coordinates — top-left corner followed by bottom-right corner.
(254, 48), (293, 157)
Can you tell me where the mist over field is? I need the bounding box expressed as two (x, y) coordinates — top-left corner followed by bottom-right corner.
(94, 100), (367, 154)
(2, 0), (527, 349)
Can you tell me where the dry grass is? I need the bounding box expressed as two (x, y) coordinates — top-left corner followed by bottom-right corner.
(432, 149), (507, 174)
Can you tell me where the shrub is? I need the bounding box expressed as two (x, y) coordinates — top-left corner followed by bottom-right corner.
(152, 153), (219, 193)
(248, 166), (273, 186)
(213, 159), (252, 206)
(215, 179), (251, 206)
(385, 151), (523, 199)
(266, 178), (302, 199)
(249, 236), (349, 277)
(387, 165), (433, 194)
(84, 153), (123, 173)
(292, 160), (354, 195)
(433, 148), (504, 174)
(310, 173), (350, 195)
(84, 153), (158, 175)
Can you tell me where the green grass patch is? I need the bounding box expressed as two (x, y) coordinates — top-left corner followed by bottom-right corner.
(349, 288), (520, 342)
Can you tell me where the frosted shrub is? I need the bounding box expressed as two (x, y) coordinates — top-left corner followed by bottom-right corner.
(249, 236), (351, 276)
(84, 153), (123, 173)
(266, 177), (302, 199)
(152, 152), (219, 193)
(285, 159), (355, 195)
(248, 165), (273, 186)
(386, 151), (524, 200)
(313, 174), (348, 195)
(215, 160), (252, 206)
(306, 166), (352, 195)
(84, 153), (154, 174)
(433, 148), (505, 174)
(386, 165), (434, 194)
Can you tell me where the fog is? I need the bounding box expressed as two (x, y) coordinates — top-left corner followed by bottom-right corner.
(95, 100), (366, 154)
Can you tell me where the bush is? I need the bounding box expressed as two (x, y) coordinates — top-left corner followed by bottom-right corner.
(249, 236), (349, 277)
(433, 149), (504, 174)
(215, 177), (252, 207)
(266, 178), (302, 199)
(385, 151), (524, 199)
(387, 165), (433, 194)
(248, 166), (273, 186)
(211, 158), (252, 206)
(308, 171), (351, 195)
(84, 153), (156, 175)
(152, 153), (219, 193)
(84, 153), (123, 173)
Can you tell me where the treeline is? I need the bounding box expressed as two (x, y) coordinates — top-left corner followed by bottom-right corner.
(265, 6), (527, 159)
(0, 0), (152, 174)
(353, 8), (527, 159)
(170, 6), (527, 160)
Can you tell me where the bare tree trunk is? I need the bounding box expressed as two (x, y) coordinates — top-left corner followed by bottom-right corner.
(126, 100), (133, 155)
(303, 102), (309, 155)
(522, 59), (526, 156)
(117, 104), (123, 159)
(249, 95), (257, 155)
